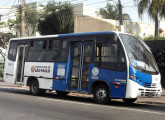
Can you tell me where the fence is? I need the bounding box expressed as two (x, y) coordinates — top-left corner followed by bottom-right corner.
(145, 40), (165, 88)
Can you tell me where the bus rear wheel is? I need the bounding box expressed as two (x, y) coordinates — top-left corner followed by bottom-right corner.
(30, 80), (46, 96)
(93, 84), (110, 104)
(122, 98), (137, 104)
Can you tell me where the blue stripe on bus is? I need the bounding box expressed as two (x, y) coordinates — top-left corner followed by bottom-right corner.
(58, 31), (115, 38)
(129, 65), (152, 87)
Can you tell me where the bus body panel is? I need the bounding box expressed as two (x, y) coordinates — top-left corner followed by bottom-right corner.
(125, 65), (162, 98)
(4, 59), (16, 84)
(89, 64), (127, 98)
(24, 62), (54, 90)
(52, 63), (68, 91)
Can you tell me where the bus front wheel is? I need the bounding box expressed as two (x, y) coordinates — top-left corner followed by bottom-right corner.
(122, 98), (137, 104)
(93, 84), (110, 104)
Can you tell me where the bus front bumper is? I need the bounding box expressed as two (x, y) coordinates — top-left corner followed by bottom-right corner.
(137, 87), (162, 98)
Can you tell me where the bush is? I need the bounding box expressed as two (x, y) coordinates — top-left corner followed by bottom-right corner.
(143, 36), (165, 41)
(0, 70), (3, 78)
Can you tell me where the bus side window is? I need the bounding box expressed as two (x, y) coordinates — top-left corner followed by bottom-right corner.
(8, 41), (18, 61)
(46, 40), (59, 61)
(27, 40), (47, 61)
(95, 36), (125, 70)
(96, 43), (116, 63)
(46, 39), (68, 62)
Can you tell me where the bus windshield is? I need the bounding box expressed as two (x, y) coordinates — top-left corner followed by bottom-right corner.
(119, 34), (159, 74)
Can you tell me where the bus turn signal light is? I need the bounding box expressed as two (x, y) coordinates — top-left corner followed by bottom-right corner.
(130, 75), (135, 79)
(115, 86), (119, 88)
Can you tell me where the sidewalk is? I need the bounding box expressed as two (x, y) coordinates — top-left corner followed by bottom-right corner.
(0, 80), (165, 104)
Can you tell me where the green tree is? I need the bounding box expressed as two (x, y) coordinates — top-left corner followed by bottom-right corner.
(97, 3), (131, 21)
(97, 3), (119, 20)
(135, 0), (165, 37)
(8, 5), (38, 37)
(37, 2), (74, 35)
(0, 33), (15, 48)
(123, 13), (132, 21)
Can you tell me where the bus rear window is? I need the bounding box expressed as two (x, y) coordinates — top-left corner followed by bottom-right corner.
(8, 41), (17, 61)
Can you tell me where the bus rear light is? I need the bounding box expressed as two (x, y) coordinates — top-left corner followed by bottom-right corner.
(53, 77), (60, 79)
(83, 79), (88, 81)
(40, 76), (43, 78)
(112, 82), (120, 85)
(112, 82), (117, 84)
(6, 73), (8, 75)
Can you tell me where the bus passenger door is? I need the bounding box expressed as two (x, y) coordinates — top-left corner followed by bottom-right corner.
(70, 41), (93, 92)
(15, 45), (28, 84)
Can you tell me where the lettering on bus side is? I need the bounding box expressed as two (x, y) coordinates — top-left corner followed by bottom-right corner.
(115, 79), (126, 84)
(31, 65), (51, 73)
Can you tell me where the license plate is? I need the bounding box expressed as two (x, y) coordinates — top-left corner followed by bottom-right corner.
(147, 93), (154, 97)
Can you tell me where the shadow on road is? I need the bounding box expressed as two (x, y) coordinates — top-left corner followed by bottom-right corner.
(0, 87), (164, 113)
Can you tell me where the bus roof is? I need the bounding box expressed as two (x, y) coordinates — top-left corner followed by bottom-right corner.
(10, 31), (117, 41)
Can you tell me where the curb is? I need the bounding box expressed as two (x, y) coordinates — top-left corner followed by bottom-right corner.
(137, 101), (165, 105)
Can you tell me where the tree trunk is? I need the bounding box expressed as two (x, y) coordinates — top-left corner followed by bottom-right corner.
(154, 15), (159, 38)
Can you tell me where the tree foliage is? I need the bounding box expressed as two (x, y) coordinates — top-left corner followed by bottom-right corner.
(98, 3), (119, 20)
(37, 2), (74, 35)
(135, 0), (165, 37)
(8, 5), (38, 37)
(0, 33), (15, 48)
(97, 3), (131, 21)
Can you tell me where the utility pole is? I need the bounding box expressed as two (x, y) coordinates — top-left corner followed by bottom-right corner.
(118, 0), (123, 25)
(20, 0), (25, 37)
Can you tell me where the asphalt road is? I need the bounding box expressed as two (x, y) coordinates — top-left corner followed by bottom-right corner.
(0, 87), (165, 120)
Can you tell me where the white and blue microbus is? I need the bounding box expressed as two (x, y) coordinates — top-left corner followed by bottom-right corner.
(4, 31), (162, 104)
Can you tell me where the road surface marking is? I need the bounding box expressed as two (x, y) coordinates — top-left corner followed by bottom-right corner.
(38, 97), (165, 115)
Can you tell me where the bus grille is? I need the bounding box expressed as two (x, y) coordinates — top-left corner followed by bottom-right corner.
(138, 89), (161, 97)
(144, 82), (151, 87)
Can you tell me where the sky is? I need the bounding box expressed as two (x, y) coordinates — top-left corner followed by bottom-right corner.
(0, 0), (155, 24)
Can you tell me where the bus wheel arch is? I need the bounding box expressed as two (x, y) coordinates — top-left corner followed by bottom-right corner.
(27, 76), (36, 86)
(27, 77), (46, 96)
(91, 81), (111, 104)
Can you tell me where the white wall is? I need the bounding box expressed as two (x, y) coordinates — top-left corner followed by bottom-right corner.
(0, 6), (16, 34)
(159, 20), (165, 37)
(73, 3), (99, 18)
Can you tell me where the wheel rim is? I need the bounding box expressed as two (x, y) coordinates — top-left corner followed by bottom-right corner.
(32, 82), (38, 93)
(96, 88), (107, 101)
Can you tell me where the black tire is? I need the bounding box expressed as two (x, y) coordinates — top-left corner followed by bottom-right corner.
(30, 80), (46, 96)
(39, 89), (46, 95)
(93, 84), (110, 104)
(122, 98), (137, 104)
(56, 91), (69, 96)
